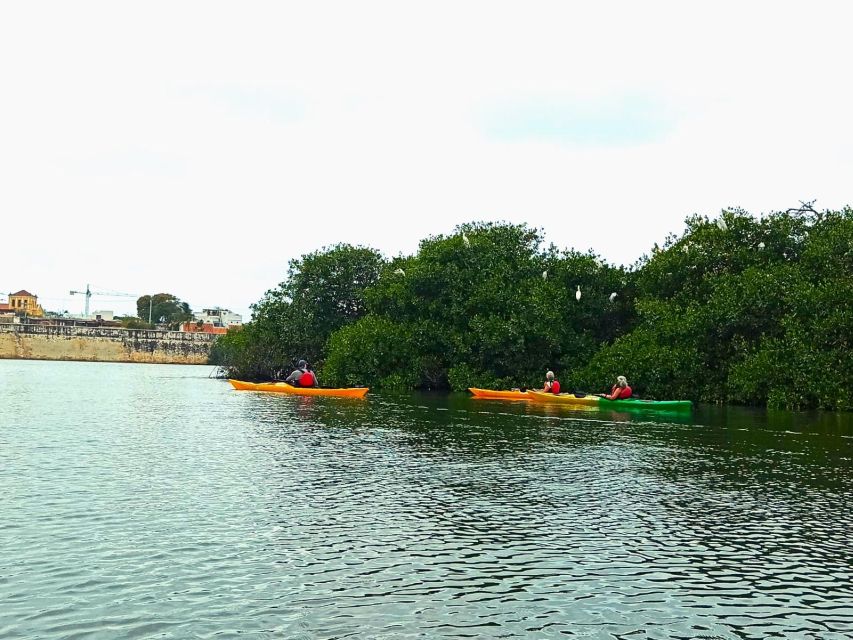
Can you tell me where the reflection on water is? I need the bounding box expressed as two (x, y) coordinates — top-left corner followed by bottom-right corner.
(1, 360), (851, 639)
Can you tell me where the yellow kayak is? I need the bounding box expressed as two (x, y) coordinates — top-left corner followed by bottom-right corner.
(526, 390), (600, 406)
(228, 379), (369, 398)
(468, 388), (530, 400)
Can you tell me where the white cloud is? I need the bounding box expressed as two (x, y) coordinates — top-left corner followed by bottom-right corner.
(1, 1), (850, 319)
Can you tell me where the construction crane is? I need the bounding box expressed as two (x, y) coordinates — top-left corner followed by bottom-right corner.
(69, 284), (136, 318)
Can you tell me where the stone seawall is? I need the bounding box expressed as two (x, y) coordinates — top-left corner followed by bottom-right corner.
(0, 324), (218, 364)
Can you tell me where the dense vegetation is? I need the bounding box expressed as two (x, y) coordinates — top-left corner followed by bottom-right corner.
(211, 207), (852, 410)
(209, 246), (384, 381)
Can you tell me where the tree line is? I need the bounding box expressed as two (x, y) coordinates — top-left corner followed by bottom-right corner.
(210, 207), (852, 411)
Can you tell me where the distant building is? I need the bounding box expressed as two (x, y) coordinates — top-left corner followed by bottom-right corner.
(8, 290), (45, 317)
(192, 307), (242, 328)
(180, 321), (227, 335)
(90, 310), (114, 321)
(0, 299), (16, 324)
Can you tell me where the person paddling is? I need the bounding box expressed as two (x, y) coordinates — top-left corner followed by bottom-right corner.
(543, 370), (561, 394)
(602, 375), (631, 400)
(285, 359), (318, 388)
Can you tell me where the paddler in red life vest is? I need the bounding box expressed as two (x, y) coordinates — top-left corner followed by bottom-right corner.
(285, 359), (319, 387)
(603, 375), (632, 400)
(543, 370), (561, 394)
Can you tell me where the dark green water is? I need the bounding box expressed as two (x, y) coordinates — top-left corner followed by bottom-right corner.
(1, 360), (851, 639)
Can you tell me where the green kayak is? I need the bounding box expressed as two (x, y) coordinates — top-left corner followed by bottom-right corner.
(528, 390), (692, 411)
(598, 397), (692, 411)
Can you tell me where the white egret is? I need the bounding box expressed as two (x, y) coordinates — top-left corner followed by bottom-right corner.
(394, 268), (406, 276)
(575, 285), (581, 301)
(462, 232), (470, 248)
(716, 217), (728, 231)
(542, 270), (548, 280)
(609, 292), (617, 302)
(758, 242), (765, 249)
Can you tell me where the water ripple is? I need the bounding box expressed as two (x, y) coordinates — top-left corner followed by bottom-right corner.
(1, 362), (851, 639)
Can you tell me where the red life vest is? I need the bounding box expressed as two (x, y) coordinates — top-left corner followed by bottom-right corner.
(549, 380), (561, 394)
(610, 384), (632, 399)
(298, 371), (315, 387)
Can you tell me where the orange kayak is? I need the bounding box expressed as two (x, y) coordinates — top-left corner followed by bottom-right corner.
(468, 388), (530, 400)
(228, 379), (369, 398)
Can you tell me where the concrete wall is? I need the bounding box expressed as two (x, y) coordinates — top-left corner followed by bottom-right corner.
(0, 324), (218, 364)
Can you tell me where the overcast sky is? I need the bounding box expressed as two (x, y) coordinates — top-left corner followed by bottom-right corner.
(1, 1), (850, 320)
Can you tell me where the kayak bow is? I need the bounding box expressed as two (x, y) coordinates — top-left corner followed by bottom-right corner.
(468, 388), (530, 400)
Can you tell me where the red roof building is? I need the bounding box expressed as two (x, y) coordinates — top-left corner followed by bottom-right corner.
(180, 321), (227, 335)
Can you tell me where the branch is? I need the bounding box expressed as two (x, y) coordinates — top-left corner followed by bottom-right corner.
(785, 200), (818, 215)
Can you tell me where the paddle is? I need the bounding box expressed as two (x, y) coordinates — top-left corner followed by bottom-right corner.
(571, 391), (622, 399)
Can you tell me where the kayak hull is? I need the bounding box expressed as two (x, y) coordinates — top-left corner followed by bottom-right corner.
(527, 391), (599, 406)
(468, 388), (530, 400)
(528, 390), (691, 411)
(228, 379), (368, 398)
(598, 397), (692, 411)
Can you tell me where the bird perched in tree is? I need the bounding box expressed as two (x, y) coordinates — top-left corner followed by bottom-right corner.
(609, 292), (617, 302)
(394, 268), (405, 276)
(462, 232), (470, 248)
(576, 285), (582, 301)
(542, 270), (548, 280)
(716, 217), (728, 231)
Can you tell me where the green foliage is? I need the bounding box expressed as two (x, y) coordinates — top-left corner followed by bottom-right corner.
(273, 244), (386, 360)
(208, 324), (282, 380)
(213, 244), (385, 380)
(212, 209), (853, 411)
(573, 322), (705, 401)
(323, 316), (418, 389)
(116, 316), (151, 329)
(325, 222), (630, 390)
(576, 207), (853, 410)
(136, 294), (192, 329)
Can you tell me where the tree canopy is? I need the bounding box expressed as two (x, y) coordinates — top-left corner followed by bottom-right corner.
(209, 244), (384, 380)
(136, 294), (193, 329)
(574, 207), (852, 410)
(211, 208), (853, 411)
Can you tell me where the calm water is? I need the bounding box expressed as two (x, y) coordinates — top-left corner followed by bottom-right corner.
(1, 360), (851, 639)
